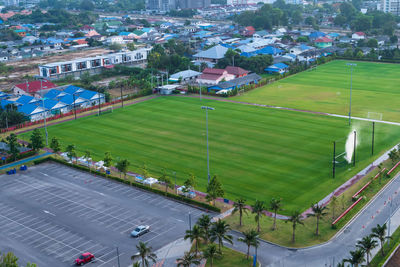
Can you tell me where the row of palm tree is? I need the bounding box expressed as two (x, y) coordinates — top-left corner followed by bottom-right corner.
(341, 223), (390, 267)
(232, 197), (283, 231)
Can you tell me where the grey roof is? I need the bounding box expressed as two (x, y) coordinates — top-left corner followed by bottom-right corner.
(211, 73), (262, 90)
(193, 44), (228, 60)
(170, 70), (201, 80)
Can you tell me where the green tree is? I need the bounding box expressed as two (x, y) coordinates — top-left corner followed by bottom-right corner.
(0, 251), (19, 266)
(30, 128), (44, 151)
(65, 144), (76, 163)
(116, 159), (130, 180)
(50, 137), (61, 153)
(103, 151), (112, 169)
(210, 219), (233, 253)
(356, 235), (377, 266)
(238, 229), (259, 260)
(270, 198), (282, 231)
(131, 241), (157, 267)
(197, 214), (212, 244)
(206, 175), (224, 206)
(202, 244), (221, 267)
(176, 251), (201, 267)
(232, 197), (248, 227)
(331, 195), (337, 221)
(366, 38), (378, 48)
(184, 225), (203, 256)
(109, 43), (123, 52)
(183, 173), (196, 193)
(6, 133), (20, 161)
(84, 150), (91, 172)
(142, 163), (149, 178)
(127, 42), (135, 51)
(286, 210), (304, 243)
(343, 249), (365, 267)
(307, 203), (328, 236)
(371, 224), (390, 256)
(252, 200), (266, 232)
(159, 168), (172, 192)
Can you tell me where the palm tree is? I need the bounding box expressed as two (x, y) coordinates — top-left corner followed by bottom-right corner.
(238, 229), (259, 260)
(210, 219), (233, 252)
(270, 198), (282, 231)
(286, 210), (304, 243)
(307, 203), (328, 236)
(131, 241), (157, 267)
(356, 235), (378, 266)
(343, 249), (365, 267)
(232, 197), (248, 227)
(372, 224), (390, 256)
(203, 244), (222, 267)
(184, 225), (203, 256)
(252, 200), (266, 232)
(176, 251), (201, 267)
(197, 214), (212, 244)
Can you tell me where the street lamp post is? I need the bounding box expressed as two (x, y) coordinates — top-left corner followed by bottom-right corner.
(116, 246), (121, 267)
(173, 171), (177, 194)
(346, 63), (357, 125)
(201, 106), (214, 184)
(198, 65), (202, 100)
(40, 79), (48, 146)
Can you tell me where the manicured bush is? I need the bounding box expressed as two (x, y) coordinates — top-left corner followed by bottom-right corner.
(34, 157), (221, 212)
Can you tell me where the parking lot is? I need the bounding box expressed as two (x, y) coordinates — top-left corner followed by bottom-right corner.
(0, 162), (208, 266)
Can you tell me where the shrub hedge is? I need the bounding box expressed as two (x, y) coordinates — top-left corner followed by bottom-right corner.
(34, 156), (221, 213)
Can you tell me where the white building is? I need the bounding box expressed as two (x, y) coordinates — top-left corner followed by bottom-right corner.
(381, 0), (400, 14)
(106, 36), (124, 45)
(38, 48), (151, 79)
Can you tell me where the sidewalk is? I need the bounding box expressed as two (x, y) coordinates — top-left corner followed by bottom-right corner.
(0, 152), (52, 170)
(150, 238), (192, 267)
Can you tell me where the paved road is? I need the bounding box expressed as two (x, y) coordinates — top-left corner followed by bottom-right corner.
(228, 172), (400, 267)
(0, 162), (210, 267)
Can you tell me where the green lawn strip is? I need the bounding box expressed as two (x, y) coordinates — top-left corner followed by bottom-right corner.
(370, 224), (400, 266)
(233, 60), (400, 122)
(19, 96), (400, 213)
(224, 160), (398, 247)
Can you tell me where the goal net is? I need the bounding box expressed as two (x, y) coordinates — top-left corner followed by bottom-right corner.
(367, 112), (383, 121)
(98, 106), (113, 116)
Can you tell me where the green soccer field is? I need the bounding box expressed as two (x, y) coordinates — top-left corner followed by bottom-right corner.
(233, 60), (400, 122)
(21, 97), (400, 213)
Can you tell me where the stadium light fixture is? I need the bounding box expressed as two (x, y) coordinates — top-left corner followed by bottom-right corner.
(201, 106), (215, 184)
(346, 63), (357, 125)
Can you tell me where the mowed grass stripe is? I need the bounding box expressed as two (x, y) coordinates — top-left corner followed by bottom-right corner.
(22, 96), (400, 213)
(234, 60), (400, 121)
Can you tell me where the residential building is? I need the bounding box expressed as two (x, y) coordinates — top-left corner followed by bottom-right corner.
(177, 0), (211, 9)
(352, 32), (366, 40)
(13, 80), (57, 97)
(146, 0), (176, 12)
(265, 63), (289, 74)
(170, 70), (202, 84)
(208, 73), (262, 93)
(193, 44), (229, 64)
(38, 48), (150, 79)
(314, 37), (333, 48)
(196, 68), (235, 85)
(225, 66), (249, 78)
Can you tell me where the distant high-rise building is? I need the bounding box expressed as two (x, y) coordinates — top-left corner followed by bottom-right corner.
(177, 0), (211, 9)
(381, 0), (400, 15)
(227, 0), (248, 4)
(146, 0), (176, 12)
(4, 0), (19, 6)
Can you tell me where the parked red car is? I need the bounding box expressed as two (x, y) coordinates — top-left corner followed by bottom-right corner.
(75, 252), (94, 265)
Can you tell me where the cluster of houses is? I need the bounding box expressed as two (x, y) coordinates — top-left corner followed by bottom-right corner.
(0, 81), (105, 122)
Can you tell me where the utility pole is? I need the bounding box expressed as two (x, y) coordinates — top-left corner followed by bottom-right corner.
(72, 93), (77, 120)
(198, 65), (202, 100)
(116, 247), (120, 267)
(40, 79), (48, 146)
(333, 141), (336, 178)
(353, 131), (356, 167)
(372, 122), (375, 155)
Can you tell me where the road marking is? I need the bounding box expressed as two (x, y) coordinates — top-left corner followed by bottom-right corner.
(174, 218), (184, 223)
(43, 210), (56, 216)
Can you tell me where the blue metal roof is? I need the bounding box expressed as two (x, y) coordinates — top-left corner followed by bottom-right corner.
(64, 85), (83, 95)
(44, 89), (63, 100)
(273, 63), (289, 69)
(1, 99), (17, 109)
(78, 90), (98, 100)
(309, 31), (326, 38)
(17, 104), (44, 116)
(15, 95), (37, 105)
(256, 46), (282, 56)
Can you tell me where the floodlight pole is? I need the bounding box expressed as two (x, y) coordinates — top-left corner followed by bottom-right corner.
(347, 63), (357, 126)
(173, 171), (177, 194)
(333, 141), (336, 178)
(202, 106), (215, 184)
(72, 93), (77, 120)
(98, 92), (101, 116)
(353, 131), (356, 167)
(372, 122), (375, 155)
(116, 246), (121, 267)
(40, 79), (48, 146)
(120, 85), (124, 108)
(198, 64), (202, 100)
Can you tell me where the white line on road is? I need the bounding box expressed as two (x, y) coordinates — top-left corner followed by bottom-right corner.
(43, 210), (56, 216)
